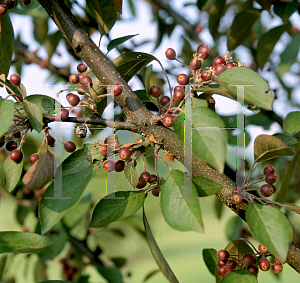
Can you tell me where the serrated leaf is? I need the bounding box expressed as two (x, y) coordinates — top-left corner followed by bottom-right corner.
(0, 13), (14, 78)
(208, 0), (226, 39)
(124, 162), (139, 188)
(160, 170), (204, 232)
(0, 232), (52, 253)
(107, 34), (138, 54)
(39, 144), (97, 234)
(143, 209), (179, 283)
(22, 150), (55, 190)
(283, 111), (300, 135)
(202, 248), (218, 276)
(86, 0), (117, 35)
(192, 176), (223, 197)
(15, 94), (60, 115)
(174, 107), (227, 173)
(112, 52), (157, 82)
(23, 100), (43, 132)
(278, 34), (300, 76)
(254, 134), (295, 162)
(274, 1), (298, 23)
(3, 154), (23, 193)
(227, 8), (261, 51)
(221, 269), (257, 283)
(246, 203), (293, 262)
(256, 24), (288, 69)
(0, 98), (14, 138)
(215, 67), (274, 111)
(89, 191), (145, 228)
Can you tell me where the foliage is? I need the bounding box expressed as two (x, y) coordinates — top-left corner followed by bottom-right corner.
(0, 0), (300, 282)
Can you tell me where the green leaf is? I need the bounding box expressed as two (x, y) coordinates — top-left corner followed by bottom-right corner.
(215, 67), (274, 111)
(107, 34), (138, 54)
(134, 89), (153, 102)
(86, 0), (117, 35)
(37, 222), (68, 260)
(144, 64), (152, 95)
(63, 193), (93, 229)
(143, 209), (179, 283)
(124, 162), (139, 188)
(254, 134), (295, 162)
(23, 100), (43, 132)
(278, 34), (300, 76)
(192, 176), (223, 196)
(33, 18), (49, 45)
(274, 1), (298, 23)
(0, 13), (14, 78)
(208, 0), (226, 39)
(0, 98), (14, 138)
(225, 215), (243, 241)
(96, 265), (124, 283)
(22, 149), (55, 190)
(283, 111), (300, 135)
(89, 191), (145, 228)
(197, 0), (210, 10)
(3, 154), (23, 193)
(0, 232), (52, 253)
(174, 107), (227, 173)
(3, 79), (25, 101)
(44, 30), (63, 60)
(256, 24), (288, 69)
(112, 52), (157, 82)
(246, 203), (293, 262)
(39, 281), (70, 283)
(192, 98), (208, 108)
(39, 144), (97, 234)
(227, 8), (261, 51)
(273, 133), (298, 149)
(202, 248), (217, 276)
(160, 170), (204, 232)
(15, 94), (60, 115)
(255, 0), (272, 11)
(221, 269), (257, 283)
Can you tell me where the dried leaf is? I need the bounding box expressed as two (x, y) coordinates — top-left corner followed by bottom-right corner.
(149, 134), (157, 143)
(122, 143), (136, 148)
(106, 134), (122, 149)
(135, 138), (143, 144)
(23, 150), (55, 190)
(164, 152), (175, 163)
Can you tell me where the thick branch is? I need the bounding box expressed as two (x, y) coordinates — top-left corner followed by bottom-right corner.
(37, 0), (300, 273)
(43, 114), (136, 131)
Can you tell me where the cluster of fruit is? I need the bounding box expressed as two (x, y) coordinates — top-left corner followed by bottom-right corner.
(0, 0), (31, 15)
(231, 165), (277, 206)
(99, 138), (160, 197)
(217, 244), (284, 277)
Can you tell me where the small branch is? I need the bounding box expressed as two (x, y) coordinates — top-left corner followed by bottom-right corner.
(43, 114), (136, 131)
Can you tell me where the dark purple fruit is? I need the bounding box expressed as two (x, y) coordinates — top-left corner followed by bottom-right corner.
(69, 74), (79, 84)
(260, 184), (275, 197)
(217, 266), (228, 276)
(114, 84), (123, 96)
(77, 85), (86, 94)
(57, 108), (69, 121)
(140, 171), (151, 182)
(190, 59), (201, 70)
(64, 141), (76, 153)
(6, 140), (17, 152)
(217, 250), (230, 261)
(165, 48), (176, 60)
(4, 0), (15, 9)
(231, 192), (243, 204)
(119, 147), (131, 160)
(103, 160), (115, 172)
(217, 260), (227, 267)
(99, 144), (111, 156)
(151, 186), (160, 197)
(265, 173), (277, 184)
(0, 4), (7, 15)
(226, 62), (237, 69)
(173, 89), (185, 101)
(242, 254), (255, 266)
(272, 263), (283, 274)
(66, 93), (80, 106)
(77, 63), (87, 73)
(259, 259), (270, 271)
(177, 74), (189, 85)
(160, 96), (170, 106)
(115, 160), (125, 172)
(10, 73), (21, 86)
(149, 174), (157, 184)
(213, 56), (226, 67)
(22, 0), (31, 5)
(150, 86), (161, 98)
(162, 114), (175, 127)
(30, 153), (39, 164)
(10, 149), (23, 163)
(136, 179), (147, 188)
(197, 44), (211, 60)
(258, 244), (268, 254)
(47, 136), (55, 146)
(80, 75), (92, 86)
(214, 64), (226, 75)
(0, 136), (5, 148)
(263, 166), (275, 175)
(201, 71), (211, 81)
(226, 260), (237, 270)
(248, 266), (258, 275)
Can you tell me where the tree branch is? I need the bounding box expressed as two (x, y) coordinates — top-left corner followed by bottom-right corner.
(37, 0), (300, 274)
